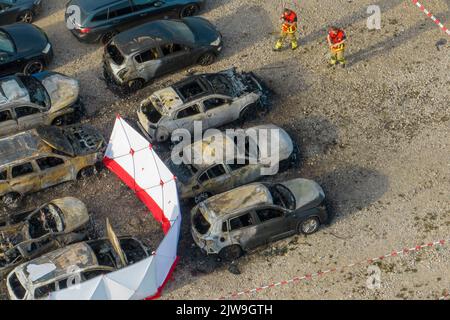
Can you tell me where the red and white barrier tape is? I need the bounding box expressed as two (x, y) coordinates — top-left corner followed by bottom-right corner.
(218, 238), (449, 300)
(411, 0), (450, 36)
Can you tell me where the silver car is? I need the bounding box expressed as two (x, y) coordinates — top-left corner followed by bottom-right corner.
(0, 72), (82, 136)
(137, 68), (267, 143)
(167, 124), (298, 203)
(191, 179), (329, 260)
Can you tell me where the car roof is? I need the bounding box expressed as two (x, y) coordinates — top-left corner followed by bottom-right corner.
(71, 0), (120, 13)
(113, 19), (196, 55)
(19, 242), (99, 286)
(0, 131), (41, 168)
(202, 183), (273, 219)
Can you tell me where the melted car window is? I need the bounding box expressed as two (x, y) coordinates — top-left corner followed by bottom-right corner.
(18, 76), (50, 108)
(256, 209), (284, 222)
(15, 106), (40, 118)
(0, 109), (12, 122)
(204, 75), (234, 96)
(193, 208), (210, 235)
(161, 43), (185, 56)
(11, 162), (34, 178)
(34, 282), (56, 299)
(229, 213), (254, 231)
(269, 184), (295, 210)
(36, 157), (64, 171)
(0, 170), (6, 180)
(176, 105), (200, 119)
(203, 98), (227, 111)
(135, 48), (159, 63)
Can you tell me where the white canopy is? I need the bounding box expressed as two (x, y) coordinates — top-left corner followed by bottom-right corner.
(49, 116), (181, 300)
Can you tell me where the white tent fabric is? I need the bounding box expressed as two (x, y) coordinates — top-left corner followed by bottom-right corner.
(49, 116), (181, 300)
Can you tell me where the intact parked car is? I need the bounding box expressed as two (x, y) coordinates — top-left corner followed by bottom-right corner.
(137, 68), (268, 143)
(191, 179), (329, 260)
(6, 222), (151, 300)
(65, 0), (205, 44)
(103, 17), (223, 92)
(0, 197), (89, 279)
(0, 125), (105, 208)
(0, 72), (83, 136)
(0, 23), (53, 76)
(0, 0), (43, 25)
(167, 124), (298, 203)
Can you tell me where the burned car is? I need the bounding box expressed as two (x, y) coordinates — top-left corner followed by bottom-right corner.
(167, 124), (298, 203)
(65, 0), (205, 44)
(0, 72), (83, 136)
(6, 220), (151, 300)
(191, 179), (329, 260)
(103, 17), (223, 92)
(0, 23), (53, 76)
(137, 68), (267, 143)
(0, 0), (43, 25)
(0, 125), (105, 208)
(0, 197), (89, 279)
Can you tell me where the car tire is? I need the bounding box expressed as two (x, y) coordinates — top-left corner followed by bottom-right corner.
(77, 166), (95, 180)
(52, 113), (75, 126)
(18, 10), (34, 23)
(127, 79), (144, 93)
(194, 192), (211, 204)
(238, 102), (258, 124)
(2, 193), (21, 209)
(23, 59), (44, 75)
(101, 31), (118, 45)
(297, 216), (321, 235)
(180, 4), (199, 18)
(198, 52), (216, 66)
(156, 127), (170, 143)
(219, 245), (243, 261)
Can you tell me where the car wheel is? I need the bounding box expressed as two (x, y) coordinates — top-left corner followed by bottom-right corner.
(23, 60), (44, 75)
(219, 245), (243, 261)
(239, 102), (258, 124)
(180, 4), (199, 17)
(52, 113), (75, 126)
(297, 216), (321, 235)
(198, 52), (216, 66)
(156, 127), (170, 143)
(127, 79), (144, 93)
(2, 193), (21, 209)
(18, 10), (34, 23)
(101, 31), (118, 45)
(194, 192), (211, 204)
(77, 166), (95, 180)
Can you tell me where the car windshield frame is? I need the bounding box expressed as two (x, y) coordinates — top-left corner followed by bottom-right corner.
(0, 30), (15, 54)
(268, 184), (296, 210)
(203, 74), (234, 96)
(17, 75), (51, 109)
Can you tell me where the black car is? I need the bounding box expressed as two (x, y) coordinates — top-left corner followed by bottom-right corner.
(65, 0), (206, 44)
(0, 23), (52, 76)
(0, 0), (42, 25)
(103, 17), (222, 92)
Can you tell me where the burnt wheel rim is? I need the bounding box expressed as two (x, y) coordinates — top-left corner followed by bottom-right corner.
(181, 5), (197, 17)
(20, 11), (33, 23)
(25, 61), (43, 75)
(301, 218), (319, 234)
(128, 80), (143, 91)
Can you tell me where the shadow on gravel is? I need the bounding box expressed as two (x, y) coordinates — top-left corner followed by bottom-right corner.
(318, 166), (389, 224)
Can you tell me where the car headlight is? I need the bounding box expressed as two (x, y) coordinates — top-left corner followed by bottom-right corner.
(210, 36), (221, 46)
(42, 43), (51, 54)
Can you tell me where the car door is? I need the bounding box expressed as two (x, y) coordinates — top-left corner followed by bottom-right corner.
(228, 211), (264, 250)
(0, 108), (18, 136)
(202, 96), (234, 128)
(0, 4), (18, 26)
(194, 164), (231, 196)
(106, 0), (136, 32)
(254, 207), (294, 243)
(9, 161), (41, 195)
(35, 156), (74, 189)
(133, 46), (165, 80)
(173, 103), (206, 133)
(130, 0), (176, 24)
(14, 105), (45, 131)
(159, 43), (193, 74)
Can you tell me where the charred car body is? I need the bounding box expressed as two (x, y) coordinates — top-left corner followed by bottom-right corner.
(0, 72), (83, 136)
(191, 179), (329, 260)
(167, 124), (298, 203)
(0, 197), (89, 278)
(137, 68), (268, 143)
(6, 223), (151, 300)
(103, 17), (223, 92)
(65, 0), (205, 44)
(0, 23), (53, 76)
(0, 0), (43, 25)
(0, 125), (105, 207)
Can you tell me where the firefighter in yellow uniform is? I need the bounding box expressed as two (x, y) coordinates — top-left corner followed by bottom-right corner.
(327, 26), (347, 67)
(274, 8), (298, 51)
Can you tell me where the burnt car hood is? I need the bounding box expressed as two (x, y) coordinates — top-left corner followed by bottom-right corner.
(281, 178), (325, 211)
(32, 72), (80, 111)
(3, 23), (48, 56)
(36, 126), (75, 157)
(50, 197), (89, 233)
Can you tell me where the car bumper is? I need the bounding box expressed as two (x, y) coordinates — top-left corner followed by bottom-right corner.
(43, 46), (54, 66)
(68, 28), (102, 43)
(103, 61), (126, 87)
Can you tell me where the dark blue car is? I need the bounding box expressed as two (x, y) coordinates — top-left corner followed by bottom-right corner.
(65, 0), (206, 44)
(0, 0), (43, 25)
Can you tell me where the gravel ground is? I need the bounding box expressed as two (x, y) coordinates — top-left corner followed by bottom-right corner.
(1, 0), (449, 300)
